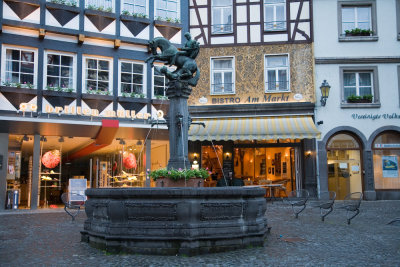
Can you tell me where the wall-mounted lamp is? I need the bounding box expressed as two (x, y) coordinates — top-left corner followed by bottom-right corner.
(225, 152), (231, 161)
(192, 154), (199, 170)
(317, 121), (324, 125)
(320, 80), (331, 106)
(306, 151), (312, 158)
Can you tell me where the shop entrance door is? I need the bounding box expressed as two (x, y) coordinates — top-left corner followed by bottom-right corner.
(327, 133), (363, 200)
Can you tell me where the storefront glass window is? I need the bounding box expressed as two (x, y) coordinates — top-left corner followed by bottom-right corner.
(6, 135), (33, 209)
(373, 132), (400, 189)
(201, 145), (223, 180)
(327, 133), (360, 149)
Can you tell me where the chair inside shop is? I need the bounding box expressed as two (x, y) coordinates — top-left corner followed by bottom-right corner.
(313, 191), (336, 221)
(338, 192), (363, 225)
(61, 192), (85, 221)
(286, 189), (310, 218)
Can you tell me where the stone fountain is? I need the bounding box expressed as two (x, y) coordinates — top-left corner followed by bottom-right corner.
(81, 33), (268, 256)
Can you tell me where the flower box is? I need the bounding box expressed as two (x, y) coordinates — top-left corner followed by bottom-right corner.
(347, 99), (372, 103)
(156, 177), (204, 187)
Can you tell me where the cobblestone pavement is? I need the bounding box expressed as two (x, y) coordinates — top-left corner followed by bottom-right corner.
(1, 200), (399, 266)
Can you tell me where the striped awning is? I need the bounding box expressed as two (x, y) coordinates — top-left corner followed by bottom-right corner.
(188, 116), (320, 141)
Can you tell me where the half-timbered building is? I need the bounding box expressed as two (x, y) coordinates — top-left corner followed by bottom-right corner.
(0, 0), (188, 210)
(187, 0), (320, 196)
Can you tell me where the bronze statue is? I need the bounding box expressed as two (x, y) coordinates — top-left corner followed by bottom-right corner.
(145, 32), (200, 86)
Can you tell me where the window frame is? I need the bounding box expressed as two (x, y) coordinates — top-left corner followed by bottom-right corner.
(43, 50), (76, 91)
(121, 0), (147, 16)
(211, 0), (233, 35)
(152, 63), (174, 99)
(263, 0), (287, 32)
(82, 55), (113, 94)
(338, 0), (378, 42)
(118, 59), (146, 97)
(210, 56), (235, 96)
(339, 66), (380, 108)
(264, 53), (290, 93)
(397, 0), (400, 41)
(155, 0), (180, 21)
(1, 45), (38, 89)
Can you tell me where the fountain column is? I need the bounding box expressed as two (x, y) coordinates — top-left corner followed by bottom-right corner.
(165, 80), (192, 170)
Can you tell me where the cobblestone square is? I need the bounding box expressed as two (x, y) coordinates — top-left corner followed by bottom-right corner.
(1, 200), (399, 266)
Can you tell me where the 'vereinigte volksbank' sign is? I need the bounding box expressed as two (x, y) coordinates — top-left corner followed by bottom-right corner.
(351, 113), (400, 120)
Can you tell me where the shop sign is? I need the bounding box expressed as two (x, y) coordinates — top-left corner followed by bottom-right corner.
(382, 156), (398, 178)
(211, 93), (290, 104)
(351, 113), (400, 120)
(18, 103), (164, 120)
(375, 144), (400, 148)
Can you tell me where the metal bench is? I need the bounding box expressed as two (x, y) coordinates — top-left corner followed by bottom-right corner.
(313, 191), (336, 222)
(286, 189), (309, 218)
(61, 192), (85, 221)
(338, 192), (363, 225)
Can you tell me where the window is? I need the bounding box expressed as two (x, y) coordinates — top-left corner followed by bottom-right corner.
(2, 47), (36, 88)
(264, 55), (289, 93)
(122, 0), (146, 15)
(120, 61), (144, 96)
(338, 1), (377, 41)
(211, 57), (234, 95)
(45, 52), (75, 90)
(342, 6), (371, 33)
(84, 57), (111, 93)
(153, 66), (170, 98)
(340, 66), (380, 107)
(211, 0), (233, 34)
(155, 0), (179, 20)
(264, 0), (286, 31)
(373, 131), (400, 189)
(343, 72), (372, 99)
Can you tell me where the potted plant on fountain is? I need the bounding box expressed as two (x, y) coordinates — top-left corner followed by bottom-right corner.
(150, 167), (210, 187)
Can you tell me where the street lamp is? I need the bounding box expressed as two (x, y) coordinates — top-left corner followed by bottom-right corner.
(320, 80), (331, 106)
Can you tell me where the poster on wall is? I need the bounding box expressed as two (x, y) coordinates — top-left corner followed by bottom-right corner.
(382, 156), (398, 178)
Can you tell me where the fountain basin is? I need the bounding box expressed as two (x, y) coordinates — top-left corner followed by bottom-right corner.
(81, 187), (268, 256)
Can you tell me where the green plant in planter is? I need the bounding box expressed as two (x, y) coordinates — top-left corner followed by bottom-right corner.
(2, 80), (12, 86)
(150, 168), (210, 181)
(345, 28), (373, 36)
(132, 92), (145, 98)
(121, 10), (130, 16)
(347, 94), (373, 103)
(15, 82), (22, 88)
(105, 7), (113, 13)
(155, 95), (168, 100)
(121, 92), (130, 97)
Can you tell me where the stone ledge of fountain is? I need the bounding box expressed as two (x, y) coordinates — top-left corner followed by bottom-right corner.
(81, 187), (268, 256)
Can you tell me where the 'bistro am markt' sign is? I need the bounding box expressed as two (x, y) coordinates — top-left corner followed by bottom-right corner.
(210, 93), (293, 104)
(351, 113), (400, 120)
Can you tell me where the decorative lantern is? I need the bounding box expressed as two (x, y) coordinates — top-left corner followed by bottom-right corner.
(123, 152), (137, 170)
(42, 150), (61, 169)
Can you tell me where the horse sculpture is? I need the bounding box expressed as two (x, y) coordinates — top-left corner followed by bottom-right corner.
(145, 37), (200, 87)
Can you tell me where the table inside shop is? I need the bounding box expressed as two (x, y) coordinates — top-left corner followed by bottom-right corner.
(261, 184), (284, 203)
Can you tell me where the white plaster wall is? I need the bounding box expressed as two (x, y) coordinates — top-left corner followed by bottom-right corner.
(313, 0), (400, 58)
(236, 6), (247, 23)
(315, 64), (400, 141)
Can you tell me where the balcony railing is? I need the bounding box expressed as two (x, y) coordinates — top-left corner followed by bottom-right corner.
(265, 81), (289, 92)
(264, 21), (286, 31)
(212, 83), (234, 94)
(212, 24), (233, 34)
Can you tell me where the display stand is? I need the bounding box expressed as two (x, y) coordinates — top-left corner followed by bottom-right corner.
(39, 139), (62, 208)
